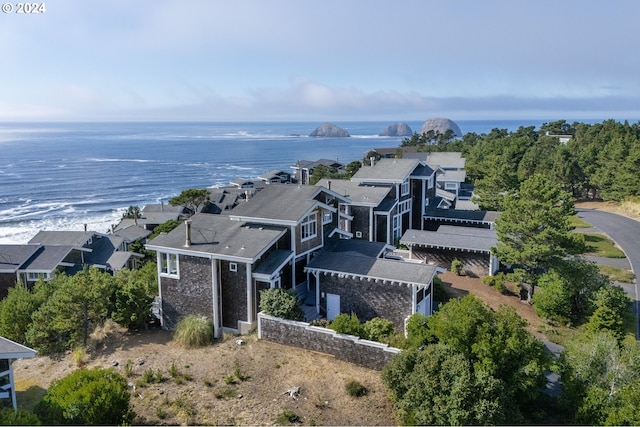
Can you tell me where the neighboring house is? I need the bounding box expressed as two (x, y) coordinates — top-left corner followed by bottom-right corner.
(349, 158), (437, 243)
(402, 151), (468, 201)
(291, 159), (345, 185)
(0, 244), (50, 298)
(0, 337), (36, 410)
(116, 203), (186, 232)
(305, 243), (440, 332)
(204, 187), (246, 214)
(230, 178), (264, 190)
(424, 204), (499, 230)
(400, 225), (500, 276)
(258, 169), (292, 184)
(146, 184), (351, 337)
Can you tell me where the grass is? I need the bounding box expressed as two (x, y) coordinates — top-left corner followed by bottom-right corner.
(345, 380), (368, 397)
(173, 315), (214, 348)
(579, 233), (626, 258)
(598, 265), (636, 283)
(569, 215), (592, 229)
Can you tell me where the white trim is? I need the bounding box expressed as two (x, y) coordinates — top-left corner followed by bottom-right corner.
(300, 212), (318, 242)
(229, 262), (238, 272)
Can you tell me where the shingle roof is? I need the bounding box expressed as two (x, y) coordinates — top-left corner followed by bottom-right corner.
(28, 231), (95, 247)
(19, 245), (75, 271)
(315, 179), (391, 206)
(351, 158), (422, 184)
(438, 169), (466, 183)
(0, 245), (41, 272)
(146, 213), (287, 262)
(322, 237), (388, 258)
(306, 252), (438, 286)
(0, 336), (36, 359)
(400, 225), (497, 253)
(252, 249), (293, 277)
(292, 159), (344, 170)
(229, 184), (323, 224)
(107, 251), (141, 271)
(425, 152), (466, 169)
(424, 206), (499, 224)
(113, 225), (152, 242)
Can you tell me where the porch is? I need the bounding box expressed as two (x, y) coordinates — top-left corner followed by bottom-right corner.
(295, 281), (321, 322)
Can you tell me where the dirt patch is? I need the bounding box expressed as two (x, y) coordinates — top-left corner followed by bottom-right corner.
(575, 200), (640, 222)
(14, 328), (396, 426)
(439, 271), (545, 339)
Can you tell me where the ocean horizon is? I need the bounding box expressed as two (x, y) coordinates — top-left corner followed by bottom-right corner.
(0, 119), (620, 244)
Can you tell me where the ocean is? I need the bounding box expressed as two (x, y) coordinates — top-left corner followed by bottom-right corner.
(0, 119), (589, 244)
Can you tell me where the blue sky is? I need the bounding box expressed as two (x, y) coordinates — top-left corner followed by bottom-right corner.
(2, 0), (639, 121)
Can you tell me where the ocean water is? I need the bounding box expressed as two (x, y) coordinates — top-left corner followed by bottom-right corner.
(0, 119), (579, 244)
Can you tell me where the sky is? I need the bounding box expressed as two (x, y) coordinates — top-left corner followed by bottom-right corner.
(1, 0), (639, 122)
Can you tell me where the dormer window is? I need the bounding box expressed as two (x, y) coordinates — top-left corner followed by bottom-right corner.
(300, 213), (317, 242)
(401, 178), (410, 196)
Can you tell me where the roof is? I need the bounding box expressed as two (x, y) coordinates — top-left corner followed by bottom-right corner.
(252, 249), (293, 279)
(438, 169), (466, 183)
(143, 203), (185, 214)
(425, 152), (466, 169)
(0, 245), (41, 272)
(0, 337), (36, 359)
(146, 213), (288, 262)
(113, 225), (152, 242)
(351, 158), (422, 184)
(315, 179), (391, 206)
(229, 184), (346, 225)
(322, 237), (388, 258)
(436, 188), (457, 202)
(259, 169), (290, 180)
(400, 225), (497, 253)
(28, 230), (95, 247)
(107, 251), (142, 271)
(371, 146), (420, 157)
(84, 235), (123, 267)
(19, 245), (75, 272)
(424, 206), (500, 224)
(306, 252), (438, 286)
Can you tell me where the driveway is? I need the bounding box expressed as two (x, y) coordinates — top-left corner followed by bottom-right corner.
(575, 208), (640, 339)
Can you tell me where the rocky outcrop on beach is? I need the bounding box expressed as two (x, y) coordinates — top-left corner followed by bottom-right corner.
(420, 118), (462, 138)
(379, 122), (413, 136)
(309, 123), (350, 137)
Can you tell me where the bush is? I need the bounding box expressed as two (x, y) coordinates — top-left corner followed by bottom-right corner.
(0, 407), (41, 425)
(404, 313), (430, 349)
(259, 288), (303, 320)
(173, 315), (214, 348)
(329, 313), (362, 336)
(362, 317), (395, 342)
(345, 380), (368, 397)
(35, 367), (133, 425)
(451, 259), (463, 276)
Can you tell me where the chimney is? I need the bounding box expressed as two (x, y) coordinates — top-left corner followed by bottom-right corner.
(327, 180), (331, 191)
(84, 223), (87, 233)
(133, 209), (138, 226)
(245, 190), (250, 202)
(160, 200), (164, 212)
(370, 156), (375, 167)
(184, 220), (192, 247)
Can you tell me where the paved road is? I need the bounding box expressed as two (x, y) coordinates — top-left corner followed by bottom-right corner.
(575, 208), (640, 339)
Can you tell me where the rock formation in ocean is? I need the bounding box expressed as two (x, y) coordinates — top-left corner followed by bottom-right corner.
(379, 122), (413, 137)
(309, 122), (350, 137)
(420, 118), (462, 138)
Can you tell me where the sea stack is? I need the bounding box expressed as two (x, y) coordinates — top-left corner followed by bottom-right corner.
(379, 122), (413, 136)
(309, 122), (350, 137)
(420, 118), (462, 138)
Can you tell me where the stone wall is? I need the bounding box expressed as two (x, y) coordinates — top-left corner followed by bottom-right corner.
(258, 313), (400, 370)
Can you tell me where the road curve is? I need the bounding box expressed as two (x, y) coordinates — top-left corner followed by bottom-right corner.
(575, 208), (640, 339)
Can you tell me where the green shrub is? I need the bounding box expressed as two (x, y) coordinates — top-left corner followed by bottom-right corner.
(309, 318), (331, 328)
(35, 367), (133, 425)
(329, 312), (362, 336)
(0, 407), (41, 426)
(168, 361), (180, 377)
(259, 288), (303, 321)
(275, 410), (300, 424)
(362, 317), (395, 342)
(345, 380), (368, 397)
(433, 276), (450, 303)
(173, 315), (213, 348)
(451, 258), (463, 276)
(404, 313), (431, 349)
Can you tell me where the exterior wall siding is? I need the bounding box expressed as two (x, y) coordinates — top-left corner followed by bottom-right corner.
(317, 274), (413, 333)
(350, 206), (370, 240)
(258, 313), (400, 370)
(160, 255), (212, 329)
(220, 260), (248, 329)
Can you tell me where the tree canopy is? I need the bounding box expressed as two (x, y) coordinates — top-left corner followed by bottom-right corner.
(169, 188), (210, 215)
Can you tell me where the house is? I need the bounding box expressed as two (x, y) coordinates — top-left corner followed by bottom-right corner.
(400, 225), (500, 276)
(291, 159), (345, 185)
(0, 337), (36, 410)
(146, 184), (351, 337)
(347, 158), (437, 243)
(305, 240), (440, 332)
(258, 169), (292, 184)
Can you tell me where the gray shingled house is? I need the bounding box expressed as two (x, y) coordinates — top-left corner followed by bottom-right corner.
(320, 158), (437, 245)
(146, 184), (351, 337)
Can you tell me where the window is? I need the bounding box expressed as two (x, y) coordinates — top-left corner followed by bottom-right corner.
(300, 212), (317, 242)
(322, 211), (332, 224)
(160, 252), (179, 277)
(399, 199), (411, 214)
(229, 262), (237, 272)
(355, 231), (363, 238)
(401, 178), (410, 196)
(445, 182), (457, 190)
(393, 214), (402, 241)
(27, 272), (51, 282)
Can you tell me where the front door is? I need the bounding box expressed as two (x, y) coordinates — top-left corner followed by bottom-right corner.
(326, 293), (340, 321)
